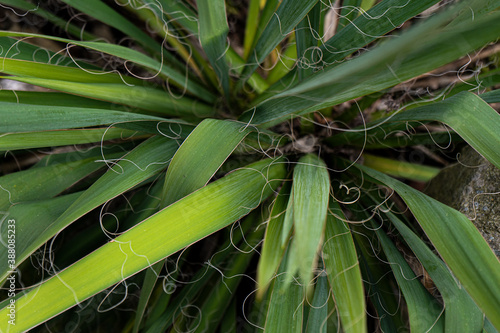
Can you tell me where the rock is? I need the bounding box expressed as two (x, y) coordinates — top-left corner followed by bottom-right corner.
(425, 146), (500, 257)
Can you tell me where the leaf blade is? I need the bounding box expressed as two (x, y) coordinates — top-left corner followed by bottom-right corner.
(0, 158), (286, 332)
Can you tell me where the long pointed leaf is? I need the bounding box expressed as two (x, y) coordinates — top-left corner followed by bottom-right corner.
(0, 128), (143, 151)
(353, 163), (500, 330)
(376, 229), (444, 332)
(242, 4), (500, 125)
(0, 137), (177, 283)
(331, 92), (500, 169)
(0, 158), (285, 332)
(241, 0), (319, 83)
(323, 200), (366, 333)
(136, 119), (251, 331)
(197, 0), (230, 96)
(257, 181), (292, 296)
(0, 32), (215, 102)
(4, 77), (214, 117)
(385, 210), (483, 332)
(287, 154), (330, 287)
(0, 102), (166, 132)
(264, 250), (304, 333)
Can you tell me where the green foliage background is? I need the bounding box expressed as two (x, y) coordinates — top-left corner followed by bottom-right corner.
(0, 0), (499, 332)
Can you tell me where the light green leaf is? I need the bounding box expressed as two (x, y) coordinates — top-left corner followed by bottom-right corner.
(362, 154), (440, 182)
(287, 154), (329, 287)
(4, 77), (214, 117)
(0, 155), (110, 211)
(135, 118), (251, 331)
(243, 0), (261, 60)
(0, 32), (215, 102)
(257, 181), (292, 296)
(323, 200), (366, 333)
(0, 137), (176, 283)
(0, 57), (137, 84)
(0, 158), (285, 332)
(281, 187), (294, 247)
(354, 163), (500, 330)
(376, 229), (444, 332)
(161, 119), (251, 206)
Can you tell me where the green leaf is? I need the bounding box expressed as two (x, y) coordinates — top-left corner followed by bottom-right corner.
(337, 0), (363, 31)
(376, 229), (444, 332)
(305, 273), (329, 333)
(191, 213), (264, 333)
(0, 32), (215, 102)
(241, 0), (319, 83)
(323, 200), (366, 333)
(0, 102), (166, 132)
(0, 137), (176, 282)
(0, 57), (136, 84)
(135, 119), (251, 331)
(0, 192), (81, 282)
(352, 219), (405, 332)
(335, 92), (500, 168)
(362, 154), (440, 182)
(158, 0), (199, 34)
(59, 0), (160, 52)
(142, 218), (250, 333)
(354, 163), (500, 330)
(287, 154), (329, 287)
(0, 155), (110, 211)
(197, 0), (230, 96)
(378, 92), (500, 169)
(264, 250), (305, 333)
(480, 89), (500, 103)
(0, 36), (94, 67)
(0, 128), (144, 151)
(295, 2), (322, 81)
(161, 119), (251, 206)
(0, 1), (95, 40)
(242, 4), (500, 125)
(243, 0), (261, 60)
(0, 158), (285, 332)
(0, 90), (128, 109)
(4, 77), (214, 117)
(257, 181), (292, 296)
(255, 0), (442, 103)
(385, 210), (483, 332)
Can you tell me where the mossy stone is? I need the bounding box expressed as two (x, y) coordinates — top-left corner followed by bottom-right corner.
(425, 146), (500, 257)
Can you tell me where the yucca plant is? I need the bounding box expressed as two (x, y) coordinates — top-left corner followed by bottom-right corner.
(0, 0), (499, 331)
